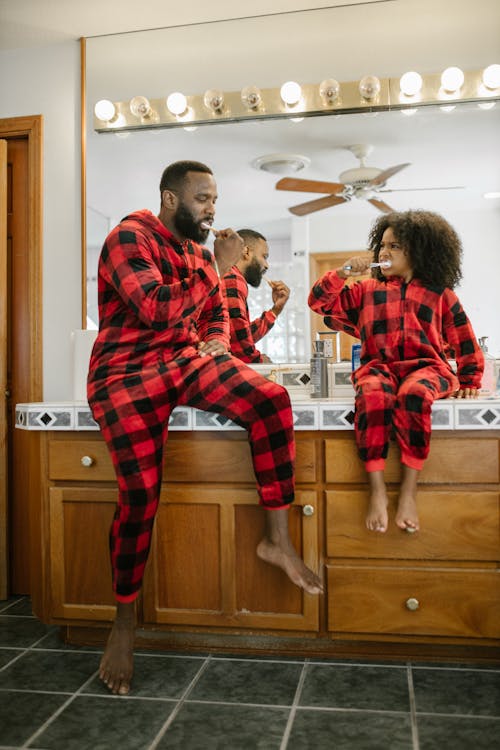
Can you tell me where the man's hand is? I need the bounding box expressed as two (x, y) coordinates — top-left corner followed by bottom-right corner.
(268, 280), (290, 316)
(198, 340), (227, 357)
(213, 228), (244, 277)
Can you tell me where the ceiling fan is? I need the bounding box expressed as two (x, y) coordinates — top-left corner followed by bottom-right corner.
(275, 144), (410, 215)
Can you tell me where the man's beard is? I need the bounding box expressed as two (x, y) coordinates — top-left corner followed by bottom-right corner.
(174, 202), (209, 243)
(244, 258), (264, 288)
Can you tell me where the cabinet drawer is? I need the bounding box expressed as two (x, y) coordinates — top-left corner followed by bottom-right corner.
(48, 435), (317, 484)
(327, 565), (500, 638)
(324, 436), (499, 484)
(48, 439), (115, 481)
(326, 490), (500, 561)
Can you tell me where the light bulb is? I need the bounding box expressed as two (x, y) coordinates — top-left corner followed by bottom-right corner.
(440, 67), (464, 93)
(399, 71), (423, 97)
(440, 104), (456, 113)
(166, 92), (187, 116)
(129, 96), (152, 118)
(280, 81), (302, 105)
(483, 192), (500, 199)
(319, 78), (340, 103)
(477, 100), (496, 110)
(359, 75), (381, 101)
(241, 85), (262, 110)
(482, 64), (500, 90)
(400, 108), (418, 117)
(94, 99), (116, 122)
(204, 89), (225, 113)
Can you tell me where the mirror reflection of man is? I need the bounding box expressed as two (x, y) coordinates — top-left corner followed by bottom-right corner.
(221, 229), (290, 363)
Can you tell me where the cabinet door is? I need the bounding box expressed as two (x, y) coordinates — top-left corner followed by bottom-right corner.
(142, 488), (320, 631)
(49, 486), (116, 621)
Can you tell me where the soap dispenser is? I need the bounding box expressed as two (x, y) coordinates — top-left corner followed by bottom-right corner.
(478, 336), (496, 395)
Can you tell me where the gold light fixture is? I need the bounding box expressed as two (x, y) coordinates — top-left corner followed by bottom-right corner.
(93, 66), (500, 134)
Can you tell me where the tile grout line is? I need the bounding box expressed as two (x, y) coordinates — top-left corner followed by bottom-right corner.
(407, 664), (420, 750)
(146, 655), (213, 750)
(279, 659), (309, 750)
(20, 668), (101, 749)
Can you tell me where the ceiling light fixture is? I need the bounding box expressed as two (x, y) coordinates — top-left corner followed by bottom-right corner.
(251, 153), (310, 175)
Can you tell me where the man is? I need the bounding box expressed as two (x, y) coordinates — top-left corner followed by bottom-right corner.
(221, 228), (290, 363)
(87, 160), (323, 697)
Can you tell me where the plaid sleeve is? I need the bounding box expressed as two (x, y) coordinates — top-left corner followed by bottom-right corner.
(101, 226), (219, 331)
(308, 270), (363, 338)
(221, 270), (265, 362)
(250, 310), (276, 342)
(441, 289), (484, 387)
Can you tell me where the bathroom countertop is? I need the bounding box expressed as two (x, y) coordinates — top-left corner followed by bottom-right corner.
(15, 395), (500, 432)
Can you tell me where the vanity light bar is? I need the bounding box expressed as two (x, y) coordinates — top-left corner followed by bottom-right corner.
(93, 67), (500, 133)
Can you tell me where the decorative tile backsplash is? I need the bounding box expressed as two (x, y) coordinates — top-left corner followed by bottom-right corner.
(15, 363), (500, 432)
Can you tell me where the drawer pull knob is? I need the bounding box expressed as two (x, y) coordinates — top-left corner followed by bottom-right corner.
(405, 597), (420, 611)
(81, 455), (94, 468)
(302, 504), (315, 517)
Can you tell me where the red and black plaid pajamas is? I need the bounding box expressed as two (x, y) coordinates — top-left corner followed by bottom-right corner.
(309, 270), (483, 471)
(221, 266), (276, 362)
(87, 210), (295, 602)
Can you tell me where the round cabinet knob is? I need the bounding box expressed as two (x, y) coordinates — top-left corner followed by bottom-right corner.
(405, 597), (420, 611)
(80, 455), (94, 468)
(302, 504), (315, 517)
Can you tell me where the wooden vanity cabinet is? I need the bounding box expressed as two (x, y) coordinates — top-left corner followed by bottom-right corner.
(35, 427), (500, 660)
(43, 431), (321, 633)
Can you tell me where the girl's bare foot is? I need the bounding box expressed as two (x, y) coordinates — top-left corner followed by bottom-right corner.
(396, 465), (420, 532)
(99, 602), (135, 695)
(366, 469), (388, 532)
(366, 489), (389, 532)
(395, 491), (419, 531)
(258, 507), (323, 594)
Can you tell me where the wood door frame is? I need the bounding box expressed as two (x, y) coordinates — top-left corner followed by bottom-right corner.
(0, 116), (43, 597)
(0, 140), (7, 598)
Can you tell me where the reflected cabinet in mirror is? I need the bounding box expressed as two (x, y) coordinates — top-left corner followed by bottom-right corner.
(83, 3), (500, 360)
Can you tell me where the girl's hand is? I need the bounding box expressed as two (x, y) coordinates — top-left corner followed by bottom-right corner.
(337, 257), (371, 279)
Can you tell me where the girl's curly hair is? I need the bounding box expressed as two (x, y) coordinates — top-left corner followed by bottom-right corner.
(368, 210), (463, 289)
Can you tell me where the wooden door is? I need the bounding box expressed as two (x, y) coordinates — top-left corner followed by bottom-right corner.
(0, 117), (43, 595)
(309, 251), (371, 361)
(0, 140), (7, 599)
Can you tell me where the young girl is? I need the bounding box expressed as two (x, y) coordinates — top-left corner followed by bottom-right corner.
(308, 210), (484, 534)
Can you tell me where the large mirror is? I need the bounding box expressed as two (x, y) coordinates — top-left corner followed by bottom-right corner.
(84, 3), (500, 360)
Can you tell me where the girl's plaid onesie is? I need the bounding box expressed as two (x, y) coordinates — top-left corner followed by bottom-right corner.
(309, 270), (484, 471)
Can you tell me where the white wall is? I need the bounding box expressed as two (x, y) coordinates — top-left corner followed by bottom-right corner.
(0, 41), (82, 399)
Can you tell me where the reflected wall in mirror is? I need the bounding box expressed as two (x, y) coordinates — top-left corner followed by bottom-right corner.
(85, 2), (500, 359)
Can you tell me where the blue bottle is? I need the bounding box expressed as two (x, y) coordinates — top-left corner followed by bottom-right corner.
(351, 343), (361, 371)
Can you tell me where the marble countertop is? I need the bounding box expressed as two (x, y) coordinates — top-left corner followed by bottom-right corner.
(15, 395), (500, 432)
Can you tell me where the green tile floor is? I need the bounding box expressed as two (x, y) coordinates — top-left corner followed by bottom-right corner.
(1, 597), (499, 749)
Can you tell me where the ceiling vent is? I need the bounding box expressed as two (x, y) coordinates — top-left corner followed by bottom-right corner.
(251, 153), (311, 175)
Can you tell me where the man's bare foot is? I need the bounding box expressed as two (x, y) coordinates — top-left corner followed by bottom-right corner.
(256, 537), (323, 594)
(366, 488), (389, 532)
(366, 469), (388, 532)
(258, 507), (323, 594)
(99, 602), (135, 695)
(395, 491), (419, 532)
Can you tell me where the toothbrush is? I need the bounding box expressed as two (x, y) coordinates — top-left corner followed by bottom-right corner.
(200, 221), (218, 234)
(343, 261), (392, 271)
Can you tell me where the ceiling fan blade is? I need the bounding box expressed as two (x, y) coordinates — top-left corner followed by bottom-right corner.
(368, 198), (394, 213)
(380, 186), (465, 193)
(368, 163), (411, 187)
(276, 177), (346, 194)
(289, 194), (348, 216)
